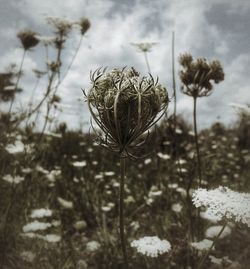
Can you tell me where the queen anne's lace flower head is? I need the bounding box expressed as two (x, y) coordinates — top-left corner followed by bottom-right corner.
(192, 186), (250, 227)
(86, 67), (169, 158)
(131, 236), (171, 257)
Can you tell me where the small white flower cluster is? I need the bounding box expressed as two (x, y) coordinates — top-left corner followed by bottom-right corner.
(192, 186), (250, 227)
(86, 241), (101, 252)
(2, 175), (24, 185)
(190, 239), (214, 251)
(30, 208), (52, 219)
(23, 221), (52, 233)
(57, 197), (74, 209)
(131, 236), (171, 258)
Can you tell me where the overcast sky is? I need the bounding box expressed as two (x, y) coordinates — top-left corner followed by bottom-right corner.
(0, 0), (250, 131)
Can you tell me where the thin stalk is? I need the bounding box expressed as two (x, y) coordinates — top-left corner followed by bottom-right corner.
(193, 96), (202, 186)
(193, 96), (203, 240)
(25, 77), (40, 126)
(197, 223), (227, 269)
(143, 51), (151, 74)
(60, 34), (83, 85)
(172, 31), (177, 133)
(9, 49), (26, 113)
(119, 157), (129, 269)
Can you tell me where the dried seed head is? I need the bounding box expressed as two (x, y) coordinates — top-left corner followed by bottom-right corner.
(87, 67), (169, 157)
(78, 18), (91, 35)
(17, 30), (39, 50)
(179, 53), (224, 97)
(47, 17), (73, 37)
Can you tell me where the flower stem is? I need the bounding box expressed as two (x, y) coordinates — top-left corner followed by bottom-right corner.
(9, 49), (26, 114)
(172, 31), (177, 133)
(193, 96), (203, 240)
(197, 223), (227, 269)
(143, 51), (151, 74)
(193, 96), (202, 186)
(119, 157), (129, 268)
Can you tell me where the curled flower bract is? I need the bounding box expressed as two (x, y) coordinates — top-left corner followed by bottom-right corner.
(86, 67), (169, 158)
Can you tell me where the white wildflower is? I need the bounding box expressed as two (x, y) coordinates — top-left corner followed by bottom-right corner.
(157, 152), (170, 160)
(175, 128), (183, 134)
(144, 158), (152, 165)
(72, 161), (87, 167)
(94, 174), (103, 180)
(112, 181), (120, 188)
(57, 197), (73, 209)
(149, 186), (162, 198)
(21, 251), (36, 262)
(192, 186), (250, 227)
(22, 168), (32, 174)
(104, 171), (115, 176)
(86, 241), (101, 252)
(36, 165), (49, 175)
(2, 175), (24, 184)
(131, 236), (171, 257)
(209, 255), (233, 266)
(190, 239), (214, 251)
(21, 232), (37, 238)
(51, 220), (61, 227)
(171, 203), (183, 213)
(42, 234), (61, 243)
(205, 225), (231, 239)
(176, 159), (187, 165)
(73, 220), (87, 230)
(168, 183), (178, 189)
(6, 140), (24, 154)
(30, 208), (52, 218)
(23, 221), (51, 233)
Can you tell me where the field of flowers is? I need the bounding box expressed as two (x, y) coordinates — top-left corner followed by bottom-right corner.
(0, 16), (250, 269)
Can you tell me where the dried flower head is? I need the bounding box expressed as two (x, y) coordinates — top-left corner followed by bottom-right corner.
(192, 186), (250, 227)
(86, 67), (169, 158)
(78, 17), (91, 35)
(47, 17), (73, 37)
(179, 53), (224, 97)
(17, 30), (39, 50)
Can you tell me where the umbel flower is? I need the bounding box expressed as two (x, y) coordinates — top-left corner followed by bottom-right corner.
(131, 42), (157, 53)
(86, 67), (169, 158)
(17, 30), (39, 51)
(131, 236), (171, 257)
(192, 186), (250, 227)
(179, 53), (224, 97)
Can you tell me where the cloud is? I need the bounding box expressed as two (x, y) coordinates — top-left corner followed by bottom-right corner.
(0, 0), (249, 130)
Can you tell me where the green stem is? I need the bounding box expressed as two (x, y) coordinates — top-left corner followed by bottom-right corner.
(120, 157), (129, 268)
(197, 223), (227, 269)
